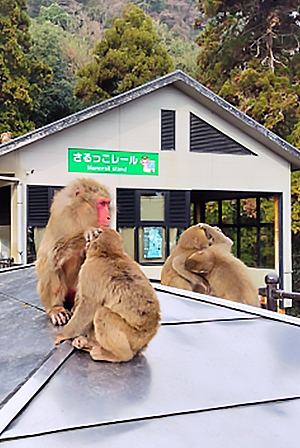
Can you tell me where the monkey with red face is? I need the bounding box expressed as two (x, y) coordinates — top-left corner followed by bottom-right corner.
(36, 178), (111, 325)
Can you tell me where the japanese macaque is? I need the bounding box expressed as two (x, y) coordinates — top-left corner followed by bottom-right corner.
(160, 225), (211, 294)
(185, 224), (260, 307)
(199, 223), (233, 252)
(1, 132), (11, 143)
(54, 228), (161, 363)
(36, 178), (111, 326)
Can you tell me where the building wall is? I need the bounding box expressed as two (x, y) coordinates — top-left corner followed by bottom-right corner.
(0, 85), (293, 288)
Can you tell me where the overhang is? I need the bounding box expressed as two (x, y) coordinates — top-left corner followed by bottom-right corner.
(1, 70), (300, 170)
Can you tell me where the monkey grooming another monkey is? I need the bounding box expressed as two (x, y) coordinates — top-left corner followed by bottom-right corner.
(160, 225), (211, 293)
(36, 178), (111, 326)
(54, 228), (161, 362)
(185, 224), (260, 307)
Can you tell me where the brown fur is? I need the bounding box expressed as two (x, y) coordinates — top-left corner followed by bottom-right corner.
(185, 224), (260, 307)
(1, 132), (11, 143)
(36, 178), (111, 326)
(54, 229), (161, 362)
(160, 225), (210, 293)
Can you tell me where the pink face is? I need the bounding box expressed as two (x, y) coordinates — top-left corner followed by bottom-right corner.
(96, 197), (111, 227)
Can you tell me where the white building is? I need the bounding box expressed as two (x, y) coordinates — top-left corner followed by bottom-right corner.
(1, 70), (300, 290)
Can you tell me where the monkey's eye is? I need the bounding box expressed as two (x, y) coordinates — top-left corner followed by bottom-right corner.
(97, 200), (110, 208)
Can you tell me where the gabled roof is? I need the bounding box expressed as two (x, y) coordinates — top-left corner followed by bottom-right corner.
(1, 70), (300, 170)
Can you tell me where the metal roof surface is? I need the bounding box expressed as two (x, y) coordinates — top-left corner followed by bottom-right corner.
(1, 70), (300, 170)
(1, 266), (300, 447)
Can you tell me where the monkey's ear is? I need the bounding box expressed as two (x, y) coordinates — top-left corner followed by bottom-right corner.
(194, 237), (208, 250)
(74, 189), (83, 197)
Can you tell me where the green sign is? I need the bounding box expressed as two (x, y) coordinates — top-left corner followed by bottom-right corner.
(68, 148), (159, 176)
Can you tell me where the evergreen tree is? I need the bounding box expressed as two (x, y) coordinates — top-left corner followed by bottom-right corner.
(195, 1), (300, 292)
(195, 1), (300, 144)
(0, 0), (52, 137)
(29, 9), (82, 127)
(74, 2), (174, 104)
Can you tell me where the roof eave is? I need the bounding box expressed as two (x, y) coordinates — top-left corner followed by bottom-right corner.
(1, 70), (300, 170)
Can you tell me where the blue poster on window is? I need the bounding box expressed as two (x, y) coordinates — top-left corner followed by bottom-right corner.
(143, 227), (163, 259)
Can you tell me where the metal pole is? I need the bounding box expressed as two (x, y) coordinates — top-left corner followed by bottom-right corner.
(265, 273), (280, 312)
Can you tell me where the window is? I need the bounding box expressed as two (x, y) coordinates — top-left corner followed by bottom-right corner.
(161, 110), (175, 150)
(202, 196), (275, 268)
(27, 185), (63, 263)
(117, 188), (190, 265)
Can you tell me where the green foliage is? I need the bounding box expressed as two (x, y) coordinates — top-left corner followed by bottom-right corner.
(28, 18), (82, 126)
(195, 1), (300, 144)
(291, 171), (300, 234)
(154, 21), (198, 76)
(0, 0), (52, 137)
(75, 3), (174, 103)
(39, 2), (73, 30)
(134, 0), (165, 14)
(219, 61), (300, 136)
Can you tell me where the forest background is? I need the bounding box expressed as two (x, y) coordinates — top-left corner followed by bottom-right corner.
(1, 0), (300, 293)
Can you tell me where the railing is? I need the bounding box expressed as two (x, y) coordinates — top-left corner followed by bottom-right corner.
(0, 257), (14, 269)
(258, 273), (300, 311)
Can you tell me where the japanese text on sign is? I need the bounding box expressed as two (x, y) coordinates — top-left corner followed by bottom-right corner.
(68, 148), (159, 176)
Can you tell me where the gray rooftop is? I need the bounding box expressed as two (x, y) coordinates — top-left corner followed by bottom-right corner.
(1, 70), (300, 170)
(1, 266), (300, 446)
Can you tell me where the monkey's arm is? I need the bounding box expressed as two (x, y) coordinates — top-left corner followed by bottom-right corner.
(198, 223), (233, 250)
(172, 254), (210, 294)
(185, 250), (214, 275)
(54, 296), (97, 345)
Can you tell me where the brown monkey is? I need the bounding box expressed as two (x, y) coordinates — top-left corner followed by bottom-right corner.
(160, 225), (211, 293)
(185, 225), (260, 307)
(198, 223), (233, 252)
(1, 132), (11, 143)
(54, 228), (161, 363)
(36, 178), (111, 326)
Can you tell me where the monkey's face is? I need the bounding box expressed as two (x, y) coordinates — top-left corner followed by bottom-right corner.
(96, 197), (111, 228)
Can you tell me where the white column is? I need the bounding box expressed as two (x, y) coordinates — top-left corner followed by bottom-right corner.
(17, 183), (25, 265)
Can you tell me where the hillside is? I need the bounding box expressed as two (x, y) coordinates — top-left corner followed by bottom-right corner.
(27, 0), (200, 44)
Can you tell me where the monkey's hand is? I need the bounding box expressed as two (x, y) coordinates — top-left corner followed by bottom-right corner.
(84, 227), (102, 248)
(197, 223), (233, 248)
(49, 306), (72, 326)
(193, 278), (211, 294)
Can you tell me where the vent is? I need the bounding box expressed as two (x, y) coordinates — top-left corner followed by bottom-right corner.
(161, 110), (175, 150)
(169, 190), (190, 227)
(27, 186), (62, 227)
(190, 113), (256, 155)
(117, 189), (136, 227)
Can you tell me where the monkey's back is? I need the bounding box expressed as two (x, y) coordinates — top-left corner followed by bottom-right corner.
(79, 254), (161, 331)
(208, 249), (259, 306)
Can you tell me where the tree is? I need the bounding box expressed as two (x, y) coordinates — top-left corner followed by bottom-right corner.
(74, 2), (174, 104)
(195, 2), (300, 293)
(39, 2), (73, 30)
(154, 20), (198, 76)
(0, 0), (52, 137)
(195, 1), (300, 145)
(29, 9), (82, 127)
